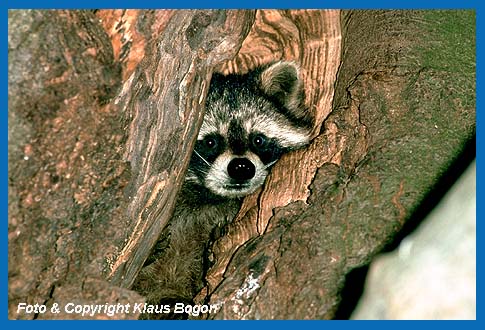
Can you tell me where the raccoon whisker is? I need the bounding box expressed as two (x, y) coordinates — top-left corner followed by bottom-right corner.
(263, 160), (278, 170)
(224, 183), (250, 188)
(193, 150), (212, 167)
(191, 166), (209, 175)
(198, 169), (210, 176)
(186, 168), (210, 181)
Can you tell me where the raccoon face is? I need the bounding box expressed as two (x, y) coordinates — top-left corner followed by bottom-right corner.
(186, 61), (314, 199)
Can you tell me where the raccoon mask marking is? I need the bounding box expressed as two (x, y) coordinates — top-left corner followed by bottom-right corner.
(186, 61), (313, 199)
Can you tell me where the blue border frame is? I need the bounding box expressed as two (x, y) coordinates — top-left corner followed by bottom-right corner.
(476, 6), (481, 328)
(2, 2), (8, 325)
(3, 0), (480, 9)
(3, 0), (480, 328)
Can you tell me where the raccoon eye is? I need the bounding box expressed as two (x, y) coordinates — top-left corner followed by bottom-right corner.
(252, 134), (266, 148)
(204, 137), (218, 149)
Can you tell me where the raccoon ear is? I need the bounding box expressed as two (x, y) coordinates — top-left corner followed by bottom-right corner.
(259, 61), (304, 111)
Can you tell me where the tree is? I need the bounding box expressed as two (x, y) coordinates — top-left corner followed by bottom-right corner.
(8, 9), (475, 319)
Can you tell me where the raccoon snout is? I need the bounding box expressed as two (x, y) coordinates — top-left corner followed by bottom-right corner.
(227, 158), (256, 181)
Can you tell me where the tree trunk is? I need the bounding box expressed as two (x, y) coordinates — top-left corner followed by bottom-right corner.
(8, 9), (475, 320)
(8, 9), (254, 319)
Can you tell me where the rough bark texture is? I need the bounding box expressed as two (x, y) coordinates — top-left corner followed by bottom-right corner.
(195, 10), (344, 319)
(105, 9), (255, 290)
(8, 9), (475, 320)
(198, 10), (475, 319)
(8, 10), (140, 320)
(8, 9), (254, 319)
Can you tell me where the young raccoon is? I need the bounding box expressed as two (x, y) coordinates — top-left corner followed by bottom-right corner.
(132, 61), (314, 319)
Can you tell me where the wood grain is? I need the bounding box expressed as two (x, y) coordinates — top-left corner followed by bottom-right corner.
(200, 9), (343, 307)
(107, 10), (255, 288)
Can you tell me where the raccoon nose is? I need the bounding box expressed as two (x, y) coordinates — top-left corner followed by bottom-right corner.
(227, 158), (256, 181)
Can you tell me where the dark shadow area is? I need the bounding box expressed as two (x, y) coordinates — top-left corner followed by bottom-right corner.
(333, 133), (476, 319)
(333, 264), (370, 320)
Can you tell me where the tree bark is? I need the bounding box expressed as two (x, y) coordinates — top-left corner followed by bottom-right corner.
(105, 9), (255, 290)
(198, 9), (475, 319)
(8, 9), (254, 319)
(8, 9), (475, 320)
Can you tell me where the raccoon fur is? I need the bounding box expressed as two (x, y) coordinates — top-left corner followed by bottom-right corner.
(132, 61), (314, 319)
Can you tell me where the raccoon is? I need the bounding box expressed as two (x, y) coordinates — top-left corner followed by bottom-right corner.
(132, 61), (314, 319)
